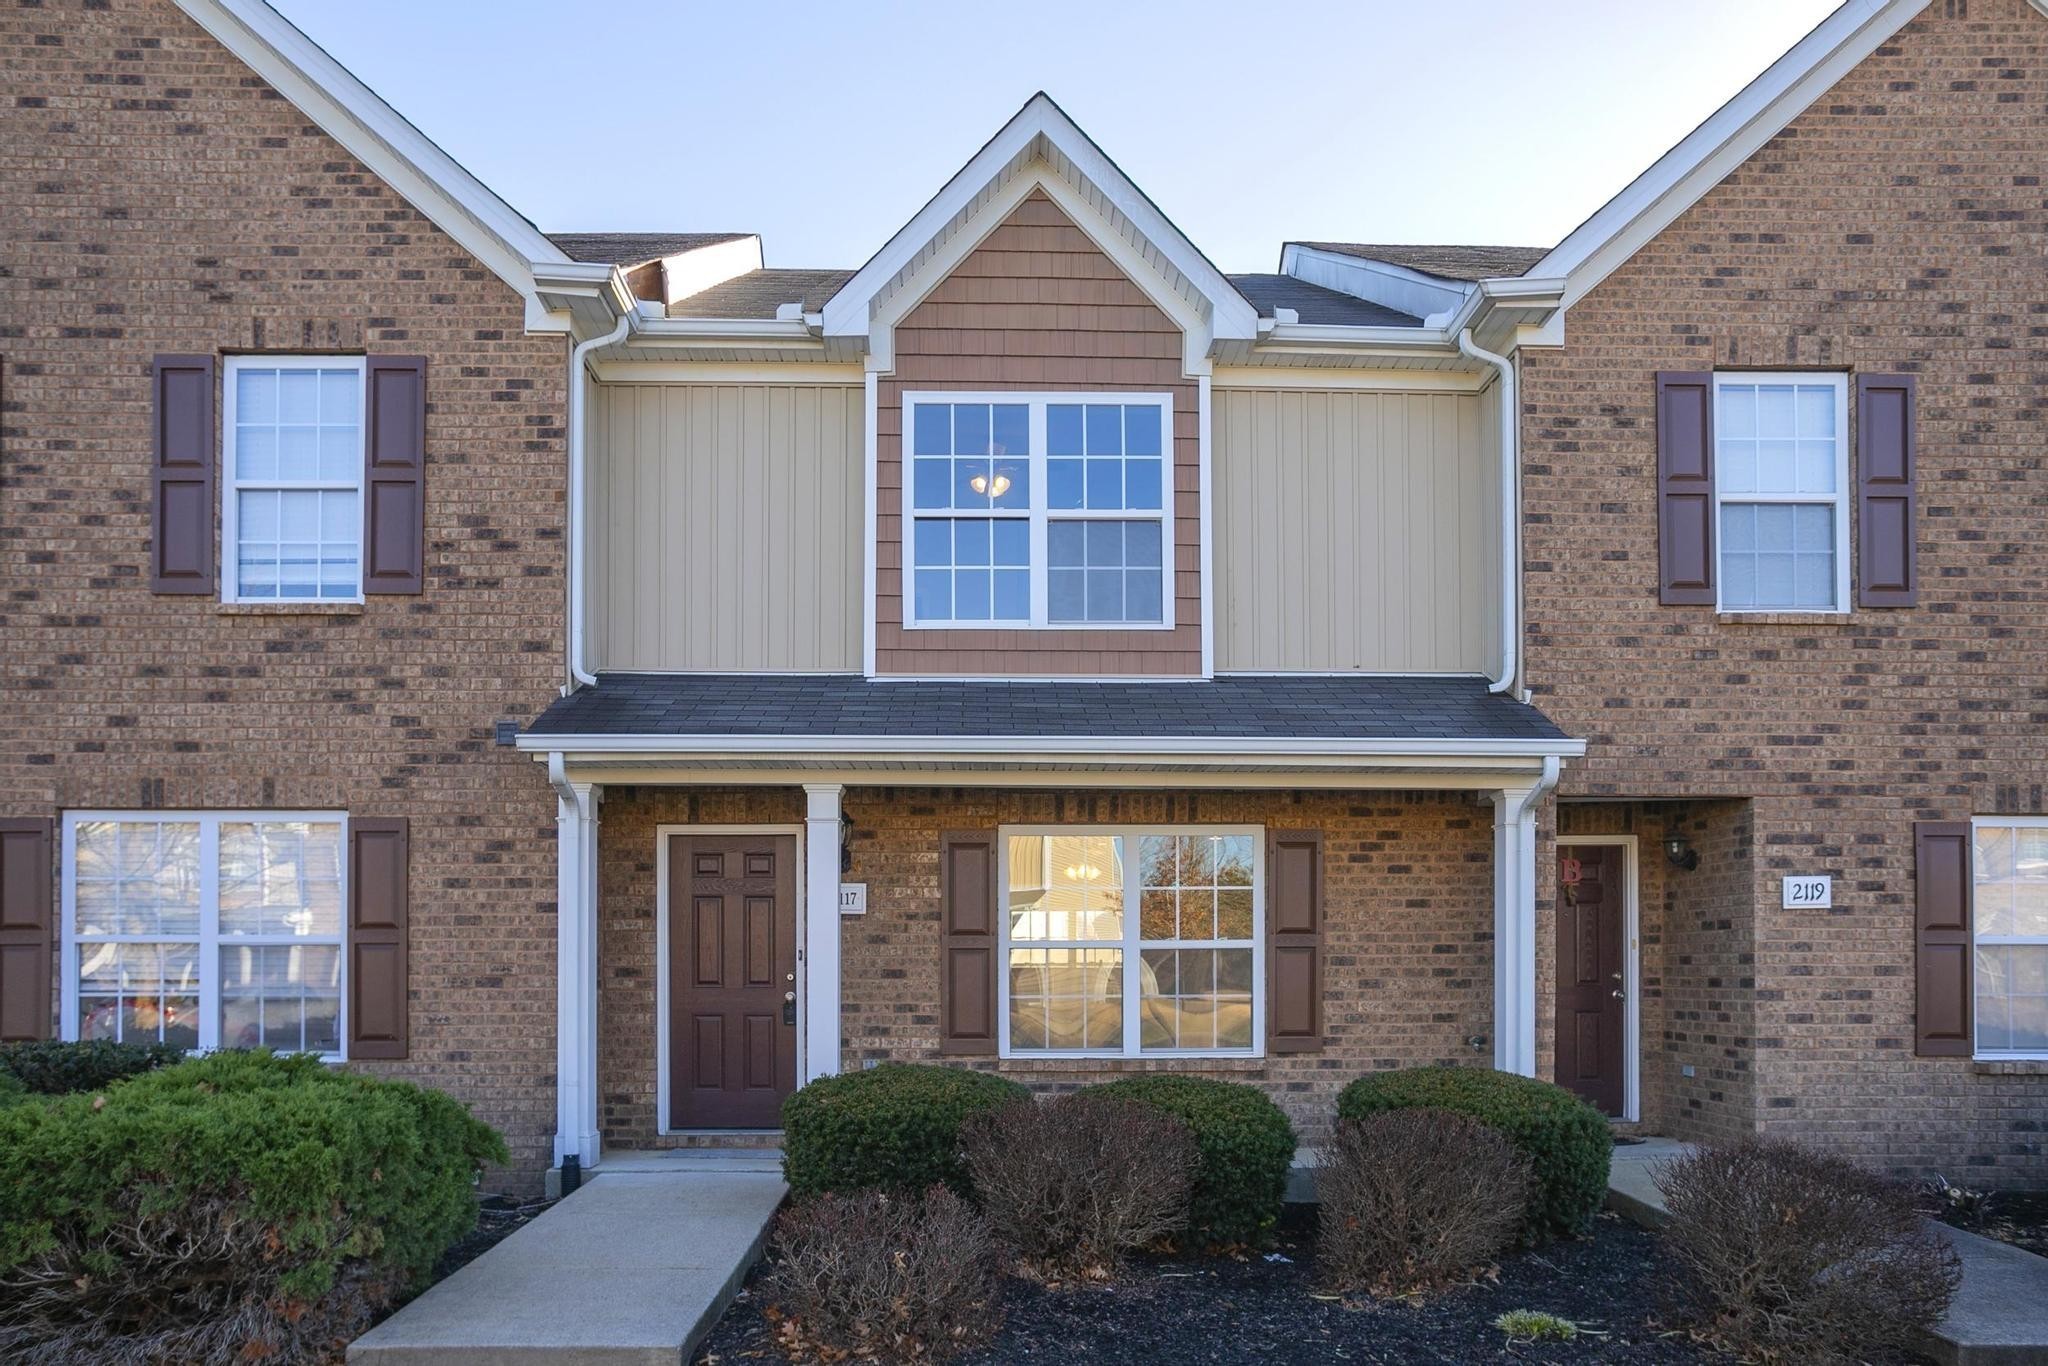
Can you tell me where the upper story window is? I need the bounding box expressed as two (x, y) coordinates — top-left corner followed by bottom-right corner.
(1713, 373), (1849, 613)
(906, 392), (1171, 629)
(223, 356), (366, 603)
(1974, 817), (2048, 1059)
(62, 812), (348, 1058)
(1000, 827), (1260, 1058)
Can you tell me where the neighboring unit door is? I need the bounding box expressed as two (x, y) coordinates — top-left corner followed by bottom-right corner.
(1555, 844), (1625, 1116)
(669, 834), (798, 1129)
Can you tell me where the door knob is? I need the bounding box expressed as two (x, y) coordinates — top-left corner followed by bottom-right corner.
(784, 991), (796, 1002)
(1611, 988), (1626, 1000)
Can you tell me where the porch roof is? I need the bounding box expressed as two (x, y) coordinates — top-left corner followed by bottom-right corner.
(524, 673), (1574, 747)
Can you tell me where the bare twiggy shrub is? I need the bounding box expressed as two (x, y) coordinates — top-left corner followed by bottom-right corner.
(1316, 1109), (1531, 1296)
(961, 1093), (1197, 1277)
(763, 1185), (1002, 1361)
(1656, 1138), (1962, 1364)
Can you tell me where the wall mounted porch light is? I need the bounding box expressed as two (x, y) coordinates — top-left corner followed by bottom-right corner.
(1664, 836), (1699, 871)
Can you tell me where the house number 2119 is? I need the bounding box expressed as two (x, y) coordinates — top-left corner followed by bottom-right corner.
(1782, 875), (1832, 909)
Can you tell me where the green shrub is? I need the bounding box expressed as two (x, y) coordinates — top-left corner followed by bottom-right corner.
(0, 1049), (506, 1365)
(1337, 1066), (1612, 1241)
(0, 1039), (185, 1094)
(0, 1069), (24, 1109)
(781, 1063), (1028, 1198)
(1090, 1075), (1295, 1246)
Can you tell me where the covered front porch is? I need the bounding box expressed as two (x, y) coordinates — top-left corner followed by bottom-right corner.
(520, 673), (1584, 1178)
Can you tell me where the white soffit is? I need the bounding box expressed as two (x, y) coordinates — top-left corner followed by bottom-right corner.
(1532, 0), (1930, 311)
(822, 93), (1260, 352)
(171, 0), (571, 321)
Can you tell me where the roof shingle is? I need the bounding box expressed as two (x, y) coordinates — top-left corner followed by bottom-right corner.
(1290, 242), (1550, 283)
(1225, 275), (1421, 327)
(546, 232), (752, 266)
(666, 268), (858, 319)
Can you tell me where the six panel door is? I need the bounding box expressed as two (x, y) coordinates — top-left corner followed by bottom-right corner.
(1555, 844), (1625, 1116)
(668, 835), (798, 1129)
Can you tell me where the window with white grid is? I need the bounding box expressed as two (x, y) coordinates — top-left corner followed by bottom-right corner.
(223, 357), (365, 602)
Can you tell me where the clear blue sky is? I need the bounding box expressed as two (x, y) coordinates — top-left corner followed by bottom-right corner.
(270, 0), (1840, 274)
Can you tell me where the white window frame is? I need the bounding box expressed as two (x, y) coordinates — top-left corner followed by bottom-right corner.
(902, 391), (1176, 631)
(1972, 814), (2048, 1062)
(59, 811), (350, 1060)
(1711, 371), (1851, 615)
(221, 354), (368, 605)
(996, 824), (1263, 1060)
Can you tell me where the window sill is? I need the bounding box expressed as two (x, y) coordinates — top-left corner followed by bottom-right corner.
(216, 602), (365, 617)
(1971, 1060), (2048, 1077)
(996, 1055), (1267, 1074)
(1714, 611), (1850, 625)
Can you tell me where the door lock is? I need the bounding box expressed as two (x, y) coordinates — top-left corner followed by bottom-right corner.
(783, 991), (797, 1026)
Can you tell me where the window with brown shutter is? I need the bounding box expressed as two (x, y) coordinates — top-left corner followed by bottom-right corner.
(1857, 374), (1917, 607)
(939, 831), (998, 1055)
(1266, 829), (1324, 1053)
(1914, 820), (1972, 1058)
(1655, 371), (1715, 605)
(348, 817), (410, 1059)
(363, 356), (427, 595)
(0, 818), (54, 1043)
(151, 354), (217, 594)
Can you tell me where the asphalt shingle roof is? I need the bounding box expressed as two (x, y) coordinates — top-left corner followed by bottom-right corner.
(667, 268), (858, 319)
(1226, 274), (1422, 327)
(1290, 242), (1551, 284)
(526, 674), (1571, 744)
(546, 232), (752, 266)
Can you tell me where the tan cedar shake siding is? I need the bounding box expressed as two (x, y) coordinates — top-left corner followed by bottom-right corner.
(595, 786), (1496, 1150)
(1521, 0), (2048, 1182)
(875, 190), (1203, 676)
(0, 1), (566, 1185)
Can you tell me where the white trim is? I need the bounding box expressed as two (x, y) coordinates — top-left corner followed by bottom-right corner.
(1710, 372), (1853, 616)
(1279, 244), (1473, 323)
(900, 392), (1177, 632)
(1555, 834), (1641, 1123)
(802, 786), (842, 1084)
(996, 824), (1264, 1061)
(591, 362), (866, 385)
(220, 355), (367, 606)
(1492, 759), (1560, 1077)
(1969, 815), (2048, 1063)
(1197, 374), (1215, 678)
(59, 810), (349, 1061)
(1208, 368), (1489, 394)
(169, 0), (571, 325)
(862, 367), (881, 679)
(518, 732), (1585, 760)
(549, 757), (601, 1168)
(654, 823), (808, 1134)
(1529, 0), (1930, 313)
(536, 764), (1552, 794)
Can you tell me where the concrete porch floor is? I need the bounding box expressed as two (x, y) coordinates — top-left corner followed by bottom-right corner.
(1604, 1137), (2048, 1366)
(348, 1160), (785, 1366)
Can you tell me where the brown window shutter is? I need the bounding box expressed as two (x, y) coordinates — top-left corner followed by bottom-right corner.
(938, 831), (998, 1055)
(347, 817), (410, 1059)
(0, 819), (55, 1043)
(362, 356), (426, 595)
(1655, 371), (1716, 605)
(1914, 820), (1972, 1058)
(1857, 373), (1918, 607)
(150, 354), (216, 594)
(1267, 829), (1324, 1054)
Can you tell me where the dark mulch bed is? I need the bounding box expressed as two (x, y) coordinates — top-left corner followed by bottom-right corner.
(700, 1207), (1721, 1365)
(1939, 1190), (2048, 1259)
(431, 1192), (556, 1280)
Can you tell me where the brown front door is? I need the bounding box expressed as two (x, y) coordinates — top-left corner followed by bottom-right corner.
(1555, 843), (1626, 1116)
(669, 834), (798, 1129)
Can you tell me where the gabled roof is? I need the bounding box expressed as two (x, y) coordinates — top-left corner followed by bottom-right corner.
(547, 233), (752, 267)
(1288, 243), (1549, 285)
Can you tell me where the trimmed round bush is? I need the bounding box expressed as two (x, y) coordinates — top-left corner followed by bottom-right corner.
(781, 1062), (1028, 1198)
(1337, 1066), (1611, 1241)
(1090, 1075), (1295, 1246)
(0, 1049), (506, 1365)
(0, 1039), (185, 1095)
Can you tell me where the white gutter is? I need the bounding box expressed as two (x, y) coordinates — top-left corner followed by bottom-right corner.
(515, 732), (1585, 759)
(564, 312), (633, 690)
(1458, 328), (1521, 696)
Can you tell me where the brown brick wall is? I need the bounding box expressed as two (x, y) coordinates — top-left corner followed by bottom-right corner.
(1, 0), (567, 1188)
(596, 785), (1497, 1150)
(875, 189), (1203, 676)
(1523, 0), (2048, 1182)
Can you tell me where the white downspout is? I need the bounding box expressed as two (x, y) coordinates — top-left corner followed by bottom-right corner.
(1458, 328), (1520, 695)
(565, 313), (632, 691)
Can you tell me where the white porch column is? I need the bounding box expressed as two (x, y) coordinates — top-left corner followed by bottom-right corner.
(803, 784), (844, 1082)
(551, 757), (602, 1170)
(1492, 759), (1559, 1078)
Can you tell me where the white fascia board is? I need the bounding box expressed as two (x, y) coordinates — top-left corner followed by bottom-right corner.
(515, 733), (1587, 761)
(1259, 322), (1455, 350)
(173, 0), (571, 315)
(822, 93), (1258, 347)
(1531, 0), (1928, 310)
(1280, 244), (1472, 321)
(659, 237), (765, 308)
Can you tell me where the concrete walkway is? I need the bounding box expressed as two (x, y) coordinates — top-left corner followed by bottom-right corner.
(349, 1162), (785, 1366)
(1604, 1138), (2048, 1366)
